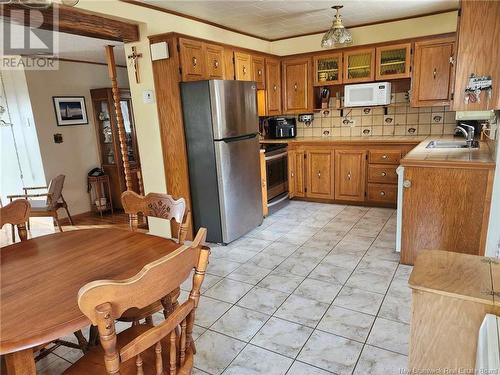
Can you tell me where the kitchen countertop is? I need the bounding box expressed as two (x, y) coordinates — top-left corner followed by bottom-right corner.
(401, 136), (495, 169)
(260, 135), (495, 169)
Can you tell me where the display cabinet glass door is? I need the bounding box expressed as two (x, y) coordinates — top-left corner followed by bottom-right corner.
(120, 99), (138, 164)
(344, 48), (375, 83)
(98, 100), (116, 165)
(314, 53), (342, 86)
(376, 43), (411, 80)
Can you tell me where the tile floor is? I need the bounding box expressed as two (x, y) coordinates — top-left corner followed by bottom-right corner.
(35, 201), (413, 375)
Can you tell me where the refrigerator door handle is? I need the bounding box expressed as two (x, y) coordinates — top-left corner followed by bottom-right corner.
(221, 133), (258, 143)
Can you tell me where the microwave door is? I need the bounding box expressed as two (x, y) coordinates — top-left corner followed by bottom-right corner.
(346, 86), (375, 107)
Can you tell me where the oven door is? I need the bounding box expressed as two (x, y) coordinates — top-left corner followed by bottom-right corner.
(265, 149), (288, 201)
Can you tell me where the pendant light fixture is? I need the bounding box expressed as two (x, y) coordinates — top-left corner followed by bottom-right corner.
(321, 5), (353, 48)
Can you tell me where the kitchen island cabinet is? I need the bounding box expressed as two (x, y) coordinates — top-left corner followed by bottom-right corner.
(400, 140), (495, 265)
(409, 250), (500, 372)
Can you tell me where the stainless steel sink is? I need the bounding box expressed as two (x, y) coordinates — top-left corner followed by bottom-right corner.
(426, 140), (479, 149)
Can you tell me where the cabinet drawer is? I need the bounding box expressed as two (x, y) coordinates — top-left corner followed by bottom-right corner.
(367, 183), (397, 203)
(368, 164), (398, 184)
(369, 150), (402, 164)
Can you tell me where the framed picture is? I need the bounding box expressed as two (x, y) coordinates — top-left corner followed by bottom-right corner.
(52, 96), (88, 126)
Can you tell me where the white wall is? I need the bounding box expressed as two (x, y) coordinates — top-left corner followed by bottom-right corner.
(24, 60), (129, 216)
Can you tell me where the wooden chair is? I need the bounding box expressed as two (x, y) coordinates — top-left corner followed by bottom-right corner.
(7, 174), (74, 233)
(0, 199), (30, 242)
(121, 190), (191, 243)
(119, 191), (192, 325)
(62, 228), (209, 375)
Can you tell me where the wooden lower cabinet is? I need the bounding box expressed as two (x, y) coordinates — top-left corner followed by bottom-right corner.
(287, 142), (417, 206)
(334, 150), (366, 202)
(288, 149), (305, 198)
(400, 166), (494, 265)
(306, 149), (334, 199)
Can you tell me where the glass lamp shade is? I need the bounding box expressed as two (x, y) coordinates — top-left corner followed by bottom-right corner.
(321, 26), (353, 48)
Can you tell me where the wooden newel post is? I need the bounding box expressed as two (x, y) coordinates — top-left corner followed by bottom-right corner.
(105, 45), (133, 191)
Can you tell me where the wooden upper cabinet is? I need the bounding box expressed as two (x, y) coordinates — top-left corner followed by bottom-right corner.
(266, 57), (281, 116)
(411, 37), (455, 107)
(205, 43), (225, 79)
(252, 55), (266, 89)
(453, 0), (500, 111)
(313, 53), (342, 86)
(376, 43), (411, 80)
(343, 48), (375, 83)
(234, 52), (252, 81)
(282, 57), (312, 114)
(178, 38), (206, 82)
(224, 47), (235, 80)
(306, 149), (334, 199)
(334, 150), (366, 202)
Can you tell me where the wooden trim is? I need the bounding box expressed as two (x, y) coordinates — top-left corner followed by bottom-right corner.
(58, 211), (92, 225)
(120, 0), (457, 43)
(2, 3), (139, 42)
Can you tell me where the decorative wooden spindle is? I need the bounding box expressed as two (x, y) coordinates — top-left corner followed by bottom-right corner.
(169, 330), (177, 375)
(105, 45), (133, 191)
(155, 342), (163, 375)
(179, 319), (187, 365)
(136, 354), (144, 375)
(95, 303), (120, 375)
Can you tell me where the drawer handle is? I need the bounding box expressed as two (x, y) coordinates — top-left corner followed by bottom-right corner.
(318, 171), (321, 178)
(347, 171), (351, 180)
(294, 83), (298, 90)
(380, 191), (386, 196)
(433, 68), (437, 79)
(243, 66), (247, 75)
(382, 155), (388, 159)
(192, 57), (197, 67)
(214, 60), (219, 68)
(403, 180), (412, 188)
(258, 69), (262, 76)
(273, 84), (277, 91)
(381, 172), (387, 177)
(291, 172), (295, 177)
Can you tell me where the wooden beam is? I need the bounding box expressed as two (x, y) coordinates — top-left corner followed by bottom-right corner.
(105, 45), (133, 192)
(1, 3), (139, 42)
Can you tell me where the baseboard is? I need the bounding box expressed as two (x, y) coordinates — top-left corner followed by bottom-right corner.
(59, 211), (91, 225)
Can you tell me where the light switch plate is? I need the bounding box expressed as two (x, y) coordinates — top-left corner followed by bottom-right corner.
(150, 42), (169, 61)
(143, 89), (154, 104)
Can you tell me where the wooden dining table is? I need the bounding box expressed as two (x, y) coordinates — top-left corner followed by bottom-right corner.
(0, 228), (182, 375)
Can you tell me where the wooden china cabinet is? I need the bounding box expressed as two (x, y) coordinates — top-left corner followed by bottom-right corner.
(90, 88), (142, 209)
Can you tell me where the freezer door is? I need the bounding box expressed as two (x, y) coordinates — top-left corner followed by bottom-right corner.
(209, 80), (259, 140)
(214, 134), (263, 243)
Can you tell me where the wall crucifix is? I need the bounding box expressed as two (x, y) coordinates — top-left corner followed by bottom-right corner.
(127, 46), (143, 84)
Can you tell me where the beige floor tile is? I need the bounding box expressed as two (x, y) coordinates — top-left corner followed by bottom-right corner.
(317, 305), (375, 342)
(195, 330), (245, 375)
(275, 295), (329, 328)
(211, 306), (269, 341)
(353, 345), (408, 375)
(367, 317), (410, 355)
(237, 286), (290, 315)
(223, 345), (293, 375)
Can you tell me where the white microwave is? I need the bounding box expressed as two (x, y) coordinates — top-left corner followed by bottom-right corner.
(344, 82), (392, 107)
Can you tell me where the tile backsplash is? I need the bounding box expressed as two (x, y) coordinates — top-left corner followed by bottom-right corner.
(295, 92), (456, 137)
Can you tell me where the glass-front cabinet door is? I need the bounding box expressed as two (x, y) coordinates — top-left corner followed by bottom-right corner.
(97, 100), (116, 165)
(313, 53), (342, 86)
(343, 48), (375, 83)
(120, 99), (138, 164)
(376, 43), (411, 80)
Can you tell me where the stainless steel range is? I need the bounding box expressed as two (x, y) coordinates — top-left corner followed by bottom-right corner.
(261, 143), (289, 214)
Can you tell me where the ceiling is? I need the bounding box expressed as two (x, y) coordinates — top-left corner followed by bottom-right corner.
(139, 0), (459, 40)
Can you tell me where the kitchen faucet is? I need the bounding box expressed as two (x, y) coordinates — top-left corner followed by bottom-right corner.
(455, 123), (475, 148)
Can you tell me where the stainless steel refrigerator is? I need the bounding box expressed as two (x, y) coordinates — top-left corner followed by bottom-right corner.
(180, 80), (263, 244)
